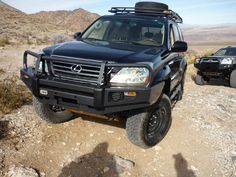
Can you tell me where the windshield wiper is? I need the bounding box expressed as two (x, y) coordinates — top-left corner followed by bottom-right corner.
(109, 41), (129, 44)
(83, 38), (104, 42)
(131, 41), (161, 47)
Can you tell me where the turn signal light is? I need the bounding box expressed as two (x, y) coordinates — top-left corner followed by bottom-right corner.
(124, 91), (137, 97)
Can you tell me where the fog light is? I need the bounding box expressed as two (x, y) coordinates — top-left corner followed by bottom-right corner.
(111, 92), (123, 102)
(40, 89), (48, 96)
(124, 91), (137, 97)
(23, 74), (29, 79)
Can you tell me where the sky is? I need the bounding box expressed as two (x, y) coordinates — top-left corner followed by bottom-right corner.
(2, 0), (236, 25)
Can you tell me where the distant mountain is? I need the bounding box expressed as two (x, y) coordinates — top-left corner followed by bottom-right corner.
(181, 24), (236, 46)
(0, 1), (235, 47)
(0, 1), (99, 45)
(32, 9), (98, 32)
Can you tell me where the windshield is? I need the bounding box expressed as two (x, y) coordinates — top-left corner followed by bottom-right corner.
(81, 17), (165, 47)
(214, 48), (236, 56)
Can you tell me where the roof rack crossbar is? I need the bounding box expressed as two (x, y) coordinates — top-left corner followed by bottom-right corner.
(109, 7), (183, 23)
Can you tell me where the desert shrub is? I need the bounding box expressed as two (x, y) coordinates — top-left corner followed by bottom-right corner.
(187, 65), (197, 79)
(0, 68), (5, 75)
(50, 34), (68, 44)
(201, 50), (214, 57)
(185, 50), (215, 65)
(0, 74), (32, 115)
(185, 50), (199, 65)
(185, 50), (215, 80)
(42, 35), (50, 44)
(26, 36), (34, 45)
(0, 36), (10, 47)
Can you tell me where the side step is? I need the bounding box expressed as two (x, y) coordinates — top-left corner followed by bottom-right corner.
(170, 84), (181, 101)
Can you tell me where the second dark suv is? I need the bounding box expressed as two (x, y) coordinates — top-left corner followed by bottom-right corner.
(20, 2), (188, 148)
(194, 46), (236, 87)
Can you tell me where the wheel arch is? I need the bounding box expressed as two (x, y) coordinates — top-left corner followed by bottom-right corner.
(152, 65), (171, 97)
(163, 78), (171, 97)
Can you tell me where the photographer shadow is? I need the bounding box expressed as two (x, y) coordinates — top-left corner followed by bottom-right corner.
(0, 120), (9, 140)
(58, 142), (119, 177)
(173, 153), (197, 177)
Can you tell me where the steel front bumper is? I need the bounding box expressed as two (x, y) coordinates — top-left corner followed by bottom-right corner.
(21, 68), (164, 115)
(194, 62), (235, 76)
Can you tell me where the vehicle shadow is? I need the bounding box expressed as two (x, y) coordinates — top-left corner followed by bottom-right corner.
(191, 77), (230, 87)
(58, 142), (119, 177)
(173, 153), (197, 177)
(77, 113), (126, 129)
(0, 120), (9, 140)
(207, 78), (229, 87)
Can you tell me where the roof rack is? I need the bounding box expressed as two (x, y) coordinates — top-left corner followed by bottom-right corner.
(109, 7), (183, 23)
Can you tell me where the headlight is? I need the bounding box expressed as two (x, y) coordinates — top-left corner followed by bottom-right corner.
(33, 59), (48, 73)
(110, 67), (150, 86)
(221, 58), (233, 65)
(195, 58), (200, 63)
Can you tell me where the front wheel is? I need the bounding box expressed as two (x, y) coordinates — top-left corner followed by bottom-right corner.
(195, 73), (205, 85)
(33, 97), (74, 123)
(126, 94), (172, 149)
(230, 70), (236, 88)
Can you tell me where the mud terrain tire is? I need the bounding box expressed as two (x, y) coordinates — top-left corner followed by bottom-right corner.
(195, 73), (205, 85)
(230, 70), (236, 88)
(33, 97), (74, 123)
(126, 94), (172, 149)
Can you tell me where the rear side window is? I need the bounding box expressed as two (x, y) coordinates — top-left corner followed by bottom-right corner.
(226, 48), (236, 55)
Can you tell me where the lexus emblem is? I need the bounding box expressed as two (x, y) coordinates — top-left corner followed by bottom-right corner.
(71, 64), (82, 73)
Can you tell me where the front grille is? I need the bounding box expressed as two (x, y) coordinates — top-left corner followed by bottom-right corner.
(200, 58), (220, 71)
(200, 63), (219, 72)
(201, 58), (219, 63)
(51, 60), (103, 85)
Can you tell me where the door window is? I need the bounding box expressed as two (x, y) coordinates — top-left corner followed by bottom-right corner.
(173, 24), (181, 41)
(170, 26), (175, 47)
(177, 25), (184, 41)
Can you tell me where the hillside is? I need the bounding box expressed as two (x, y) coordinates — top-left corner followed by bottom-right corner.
(32, 8), (98, 32)
(182, 24), (236, 46)
(0, 1), (99, 45)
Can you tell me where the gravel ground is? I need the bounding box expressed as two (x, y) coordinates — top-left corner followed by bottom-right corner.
(174, 76), (236, 177)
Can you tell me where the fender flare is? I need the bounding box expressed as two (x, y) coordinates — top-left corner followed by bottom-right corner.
(179, 57), (187, 75)
(152, 65), (171, 85)
(151, 65), (171, 97)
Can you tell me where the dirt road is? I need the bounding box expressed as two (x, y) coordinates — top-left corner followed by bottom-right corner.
(0, 46), (235, 177)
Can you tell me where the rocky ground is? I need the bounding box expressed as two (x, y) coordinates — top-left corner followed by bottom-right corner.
(0, 46), (235, 177)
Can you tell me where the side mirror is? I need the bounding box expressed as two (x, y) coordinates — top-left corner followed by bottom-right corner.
(74, 32), (82, 40)
(171, 41), (188, 53)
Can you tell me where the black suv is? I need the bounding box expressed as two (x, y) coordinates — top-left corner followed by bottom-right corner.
(20, 2), (188, 148)
(194, 46), (236, 87)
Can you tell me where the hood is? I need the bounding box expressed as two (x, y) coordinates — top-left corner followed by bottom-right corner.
(202, 55), (236, 60)
(43, 40), (163, 63)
